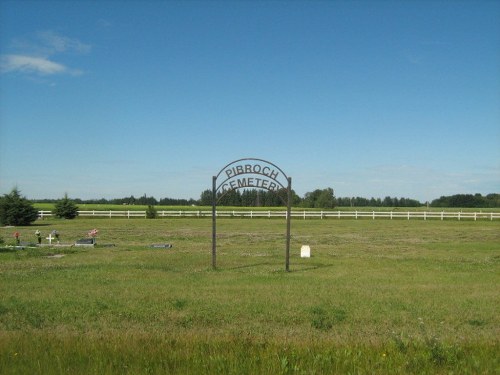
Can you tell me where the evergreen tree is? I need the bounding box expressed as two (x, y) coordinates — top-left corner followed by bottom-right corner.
(146, 205), (158, 219)
(0, 188), (39, 226)
(53, 193), (79, 219)
(199, 189), (213, 206)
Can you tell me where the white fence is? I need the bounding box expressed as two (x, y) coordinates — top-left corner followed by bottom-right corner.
(38, 210), (500, 221)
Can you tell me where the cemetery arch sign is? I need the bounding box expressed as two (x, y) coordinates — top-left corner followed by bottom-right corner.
(212, 158), (292, 271)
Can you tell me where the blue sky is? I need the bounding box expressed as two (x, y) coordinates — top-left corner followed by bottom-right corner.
(1, 0), (499, 203)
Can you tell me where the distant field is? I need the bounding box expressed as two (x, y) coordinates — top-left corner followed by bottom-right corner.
(0, 218), (498, 374)
(33, 202), (500, 213)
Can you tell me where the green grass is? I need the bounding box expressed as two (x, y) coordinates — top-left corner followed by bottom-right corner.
(0, 218), (498, 374)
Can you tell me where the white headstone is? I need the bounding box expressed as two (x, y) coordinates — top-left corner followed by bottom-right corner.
(300, 245), (311, 258)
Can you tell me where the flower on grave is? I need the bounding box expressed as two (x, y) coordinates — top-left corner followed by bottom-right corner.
(88, 229), (99, 238)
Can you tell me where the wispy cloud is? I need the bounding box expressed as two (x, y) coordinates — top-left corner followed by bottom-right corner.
(1, 55), (82, 76)
(35, 30), (91, 55)
(1, 31), (90, 77)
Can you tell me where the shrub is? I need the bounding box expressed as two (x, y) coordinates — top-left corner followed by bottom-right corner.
(146, 205), (158, 219)
(0, 188), (39, 226)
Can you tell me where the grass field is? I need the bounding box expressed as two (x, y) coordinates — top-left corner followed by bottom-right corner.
(33, 202), (500, 212)
(0, 217), (498, 374)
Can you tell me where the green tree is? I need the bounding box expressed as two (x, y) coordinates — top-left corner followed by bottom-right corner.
(303, 188), (336, 208)
(146, 205), (158, 219)
(241, 189), (258, 206)
(217, 190), (242, 206)
(431, 193), (493, 208)
(199, 189), (213, 206)
(137, 194), (158, 206)
(0, 188), (39, 226)
(486, 194), (500, 207)
(53, 193), (79, 219)
(315, 188), (336, 208)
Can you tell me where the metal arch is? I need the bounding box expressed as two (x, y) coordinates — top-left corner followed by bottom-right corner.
(214, 157), (289, 205)
(215, 157), (289, 180)
(212, 158), (292, 272)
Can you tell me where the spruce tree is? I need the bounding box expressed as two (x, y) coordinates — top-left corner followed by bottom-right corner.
(53, 193), (79, 219)
(0, 188), (39, 226)
(146, 205), (157, 219)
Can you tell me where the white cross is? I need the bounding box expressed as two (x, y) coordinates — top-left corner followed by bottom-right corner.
(46, 234), (53, 244)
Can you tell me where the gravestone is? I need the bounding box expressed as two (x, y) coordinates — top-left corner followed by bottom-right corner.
(19, 241), (37, 247)
(75, 238), (96, 247)
(149, 244), (173, 249)
(300, 245), (311, 258)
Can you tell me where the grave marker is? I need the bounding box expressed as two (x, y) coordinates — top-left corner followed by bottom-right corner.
(149, 244), (173, 249)
(301, 245), (311, 258)
(75, 238), (96, 247)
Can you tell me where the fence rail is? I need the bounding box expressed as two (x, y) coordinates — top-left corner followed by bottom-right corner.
(38, 210), (500, 221)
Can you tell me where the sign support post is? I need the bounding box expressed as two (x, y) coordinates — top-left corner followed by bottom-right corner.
(212, 175), (217, 270)
(285, 176), (292, 272)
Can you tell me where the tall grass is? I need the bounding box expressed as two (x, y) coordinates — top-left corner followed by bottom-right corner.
(0, 218), (498, 374)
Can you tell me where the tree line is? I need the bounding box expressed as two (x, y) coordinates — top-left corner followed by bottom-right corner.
(28, 190), (500, 209)
(35, 194), (198, 207)
(430, 193), (500, 208)
(335, 196), (422, 207)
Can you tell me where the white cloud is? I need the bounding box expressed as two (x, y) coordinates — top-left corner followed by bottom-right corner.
(0, 54), (77, 76)
(36, 31), (91, 55)
(1, 31), (89, 77)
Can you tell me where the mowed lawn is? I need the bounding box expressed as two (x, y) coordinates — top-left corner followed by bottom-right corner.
(0, 217), (498, 374)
